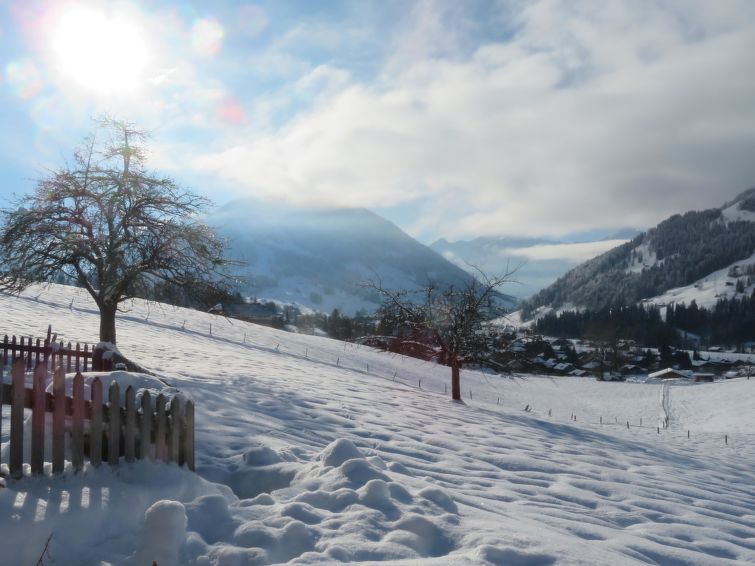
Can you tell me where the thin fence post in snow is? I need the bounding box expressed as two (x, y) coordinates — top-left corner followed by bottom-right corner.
(626, 421), (629, 429)
(548, 409), (551, 417)
(31, 363), (46, 475)
(155, 395), (167, 462)
(657, 426), (660, 434)
(84, 344), (89, 372)
(75, 342), (81, 372)
(687, 430), (690, 439)
(52, 368), (66, 474)
(124, 386), (136, 463)
(169, 397), (181, 464)
(10, 358), (25, 478)
(108, 381), (120, 466)
(34, 338), (41, 367)
(725, 434), (728, 445)
(600, 416), (602, 425)
(72, 372), (85, 472)
(90, 377), (103, 467)
(185, 400), (195, 471)
(140, 391), (152, 461)
(418, 379), (421, 389)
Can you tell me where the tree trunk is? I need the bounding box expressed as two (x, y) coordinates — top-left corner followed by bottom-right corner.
(451, 357), (461, 401)
(99, 302), (117, 345)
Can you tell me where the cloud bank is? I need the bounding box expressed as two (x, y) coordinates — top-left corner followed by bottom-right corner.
(192, 0), (755, 240)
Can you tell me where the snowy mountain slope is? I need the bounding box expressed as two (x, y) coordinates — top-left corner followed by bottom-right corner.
(524, 187), (755, 314)
(208, 199), (516, 314)
(0, 284), (754, 565)
(643, 251), (755, 309)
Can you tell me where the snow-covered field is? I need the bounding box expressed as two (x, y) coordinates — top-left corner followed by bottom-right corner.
(1, 284), (754, 565)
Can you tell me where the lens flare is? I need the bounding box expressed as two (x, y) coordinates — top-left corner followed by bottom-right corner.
(192, 18), (224, 57)
(217, 98), (247, 125)
(50, 7), (149, 93)
(6, 59), (43, 99)
(237, 4), (268, 37)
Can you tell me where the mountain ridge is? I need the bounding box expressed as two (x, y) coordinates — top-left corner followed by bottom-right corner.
(209, 198), (516, 314)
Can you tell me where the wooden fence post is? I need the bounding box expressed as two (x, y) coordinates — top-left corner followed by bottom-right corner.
(72, 373), (85, 472)
(140, 391), (152, 461)
(109, 381), (120, 466)
(91, 378), (103, 467)
(155, 395), (167, 462)
(184, 401), (195, 471)
(52, 368), (66, 474)
(125, 386), (136, 463)
(10, 358), (25, 478)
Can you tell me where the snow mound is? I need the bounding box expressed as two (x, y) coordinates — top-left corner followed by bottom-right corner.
(128, 500), (187, 566)
(319, 437), (363, 467)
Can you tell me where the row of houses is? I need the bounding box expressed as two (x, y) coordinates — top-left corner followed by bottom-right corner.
(495, 335), (755, 380)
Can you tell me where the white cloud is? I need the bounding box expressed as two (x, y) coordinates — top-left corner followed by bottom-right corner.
(504, 239), (629, 262)
(187, 1), (755, 239)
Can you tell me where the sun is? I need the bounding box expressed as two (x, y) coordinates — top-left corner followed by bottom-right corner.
(51, 7), (149, 94)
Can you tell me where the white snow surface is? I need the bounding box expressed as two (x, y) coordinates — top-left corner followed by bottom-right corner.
(643, 251), (755, 310)
(0, 284), (754, 565)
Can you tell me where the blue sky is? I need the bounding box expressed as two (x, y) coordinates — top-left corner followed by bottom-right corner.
(1, 0), (755, 244)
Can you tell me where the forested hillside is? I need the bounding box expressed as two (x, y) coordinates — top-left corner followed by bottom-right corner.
(523, 188), (755, 316)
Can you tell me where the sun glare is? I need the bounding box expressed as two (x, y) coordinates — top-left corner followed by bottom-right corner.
(51, 8), (149, 94)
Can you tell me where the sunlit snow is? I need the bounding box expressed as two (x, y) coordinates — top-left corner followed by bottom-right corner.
(0, 284), (753, 565)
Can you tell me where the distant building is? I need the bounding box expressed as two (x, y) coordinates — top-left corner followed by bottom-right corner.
(649, 368), (689, 379)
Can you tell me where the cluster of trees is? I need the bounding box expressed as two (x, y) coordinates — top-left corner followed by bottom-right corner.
(523, 205), (755, 315)
(534, 304), (678, 347)
(534, 292), (755, 350)
(666, 293), (755, 346)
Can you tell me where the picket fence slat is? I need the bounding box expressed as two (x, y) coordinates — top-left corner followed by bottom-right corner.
(140, 391), (152, 461)
(156, 395), (167, 462)
(53, 368), (66, 473)
(72, 373), (85, 472)
(10, 359), (25, 479)
(109, 382), (120, 466)
(169, 397), (181, 463)
(31, 363), (46, 474)
(91, 378), (103, 467)
(184, 401), (195, 471)
(125, 386), (136, 463)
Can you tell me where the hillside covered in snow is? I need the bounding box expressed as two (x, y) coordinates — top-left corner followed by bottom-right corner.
(0, 284), (754, 565)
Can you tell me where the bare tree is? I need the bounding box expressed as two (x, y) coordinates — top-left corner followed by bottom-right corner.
(369, 269), (515, 400)
(0, 118), (234, 345)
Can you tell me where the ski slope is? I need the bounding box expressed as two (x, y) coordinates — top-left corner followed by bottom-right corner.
(0, 284), (754, 565)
